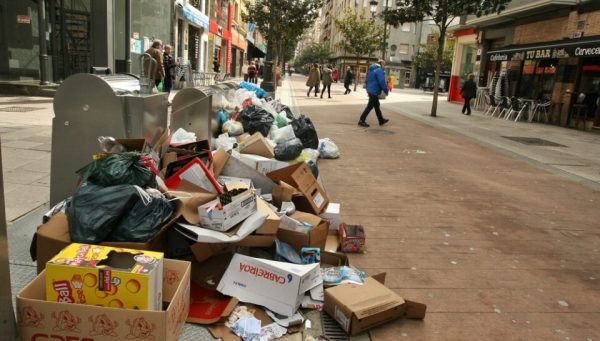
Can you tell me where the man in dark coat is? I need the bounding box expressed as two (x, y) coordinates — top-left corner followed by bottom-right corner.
(460, 74), (477, 115)
(162, 44), (175, 93)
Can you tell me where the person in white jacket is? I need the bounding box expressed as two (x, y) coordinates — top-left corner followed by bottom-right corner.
(242, 61), (249, 82)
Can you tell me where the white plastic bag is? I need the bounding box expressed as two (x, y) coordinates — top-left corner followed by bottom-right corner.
(318, 138), (340, 159)
(302, 148), (320, 164)
(171, 128), (197, 145)
(215, 133), (237, 151)
(270, 125), (296, 143)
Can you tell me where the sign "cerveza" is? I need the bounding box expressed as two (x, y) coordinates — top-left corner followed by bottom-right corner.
(574, 46), (600, 57)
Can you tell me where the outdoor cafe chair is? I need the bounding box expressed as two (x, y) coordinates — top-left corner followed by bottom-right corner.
(483, 94), (499, 116)
(505, 97), (523, 121)
(531, 99), (551, 123)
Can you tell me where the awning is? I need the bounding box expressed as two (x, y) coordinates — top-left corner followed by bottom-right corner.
(487, 36), (600, 62)
(178, 1), (209, 30)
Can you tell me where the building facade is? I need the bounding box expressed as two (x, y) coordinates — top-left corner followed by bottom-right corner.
(318, 0), (431, 88)
(0, 0), (264, 83)
(450, 0), (600, 130)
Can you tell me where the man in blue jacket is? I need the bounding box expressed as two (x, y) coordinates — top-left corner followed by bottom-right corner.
(358, 60), (390, 127)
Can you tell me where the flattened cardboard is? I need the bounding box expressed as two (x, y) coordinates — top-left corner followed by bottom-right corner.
(267, 163), (329, 214)
(271, 181), (296, 208)
(238, 132), (275, 158)
(17, 259), (191, 341)
(324, 276), (426, 336)
(212, 148), (230, 179)
(255, 197), (280, 235)
(238, 153), (288, 175)
(276, 211), (329, 252)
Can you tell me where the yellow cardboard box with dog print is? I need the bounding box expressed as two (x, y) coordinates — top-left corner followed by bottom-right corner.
(45, 243), (164, 311)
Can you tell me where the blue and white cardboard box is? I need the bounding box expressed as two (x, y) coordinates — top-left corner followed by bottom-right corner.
(217, 253), (322, 316)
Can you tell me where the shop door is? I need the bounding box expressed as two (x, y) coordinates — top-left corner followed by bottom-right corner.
(49, 0), (92, 81)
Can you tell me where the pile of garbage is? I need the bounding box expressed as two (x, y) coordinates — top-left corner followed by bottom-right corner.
(22, 81), (425, 341)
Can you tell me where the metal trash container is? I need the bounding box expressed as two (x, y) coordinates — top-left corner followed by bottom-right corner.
(50, 73), (169, 205)
(170, 82), (238, 141)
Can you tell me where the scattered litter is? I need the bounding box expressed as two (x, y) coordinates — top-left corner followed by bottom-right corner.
(411, 267), (417, 271)
(230, 316), (261, 340)
(492, 232), (499, 236)
(558, 300), (569, 307)
(493, 308), (502, 314)
(265, 310), (304, 327)
(443, 242), (449, 246)
(260, 323), (287, 340)
(450, 261), (458, 265)
(401, 149), (427, 154)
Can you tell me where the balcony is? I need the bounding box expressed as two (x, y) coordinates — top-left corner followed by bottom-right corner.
(466, 0), (578, 27)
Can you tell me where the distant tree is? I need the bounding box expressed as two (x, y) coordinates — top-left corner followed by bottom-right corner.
(293, 43), (334, 72)
(244, 0), (324, 81)
(334, 8), (386, 91)
(384, 0), (510, 117)
(413, 32), (453, 72)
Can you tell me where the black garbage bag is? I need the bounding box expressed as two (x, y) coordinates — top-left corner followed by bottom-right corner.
(274, 138), (303, 161)
(76, 152), (157, 188)
(108, 190), (175, 242)
(281, 105), (295, 120)
(290, 115), (319, 149)
(66, 184), (140, 244)
(238, 105), (274, 137)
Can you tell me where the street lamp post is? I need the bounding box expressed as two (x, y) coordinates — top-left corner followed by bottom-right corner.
(261, 0), (276, 96)
(369, 0), (389, 61)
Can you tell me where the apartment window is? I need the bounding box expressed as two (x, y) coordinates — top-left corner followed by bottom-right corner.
(399, 44), (409, 54)
(401, 23), (411, 32)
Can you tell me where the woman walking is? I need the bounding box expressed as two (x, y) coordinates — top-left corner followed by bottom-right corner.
(306, 63), (321, 97)
(460, 74), (477, 115)
(320, 64), (334, 99)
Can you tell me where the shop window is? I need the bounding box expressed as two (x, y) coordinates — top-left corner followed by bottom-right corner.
(404, 71), (411, 87)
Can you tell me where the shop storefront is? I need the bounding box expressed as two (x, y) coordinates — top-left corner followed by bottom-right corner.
(176, 0), (209, 71)
(209, 20), (230, 74)
(231, 29), (247, 77)
(485, 36), (600, 129)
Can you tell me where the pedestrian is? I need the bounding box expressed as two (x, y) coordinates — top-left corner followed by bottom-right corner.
(144, 40), (165, 89)
(387, 76), (393, 92)
(162, 44), (175, 93)
(332, 68), (339, 83)
(460, 74), (477, 115)
(344, 66), (354, 94)
(358, 59), (389, 127)
(306, 63), (321, 97)
(320, 64), (334, 99)
(213, 57), (221, 73)
(242, 60), (249, 82)
(288, 66), (293, 77)
(248, 61), (258, 84)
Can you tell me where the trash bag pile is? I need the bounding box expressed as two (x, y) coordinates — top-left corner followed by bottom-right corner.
(32, 81), (425, 341)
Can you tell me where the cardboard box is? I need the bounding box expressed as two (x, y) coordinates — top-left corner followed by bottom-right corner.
(320, 203), (341, 231)
(339, 224), (366, 253)
(17, 259), (191, 341)
(238, 132), (275, 159)
(267, 163), (329, 214)
(217, 253), (322, 316)
(324, 276), (426, 336)
(35, 207), (181, 274)
(277, 211), (329, 252)
(255, 197), (280, 235)
(46, 243), (164, 310)
(198, 189), (257, 232)
(238, 153), (288, 175)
